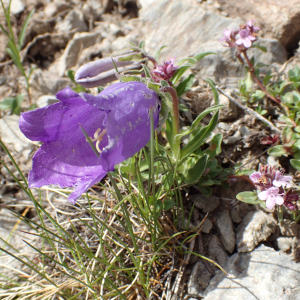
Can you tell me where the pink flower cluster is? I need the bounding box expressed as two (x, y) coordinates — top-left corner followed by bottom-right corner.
(250, 165), (298, 210)
(220, 20), (260, 50)
(151, 58), (178, 83)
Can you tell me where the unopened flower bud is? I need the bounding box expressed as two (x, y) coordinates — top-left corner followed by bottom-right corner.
(75, 52), (143, 88)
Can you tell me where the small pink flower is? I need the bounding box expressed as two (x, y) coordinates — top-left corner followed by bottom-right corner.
(258, 187), (284, 209)
(220, 28), (237, 47)
(273, 170), (293, 188)
(250, 171), (262, 184)
(151, 58), (178, 83)
(247, 20), (260, 34)
(236, 29), (256, 48)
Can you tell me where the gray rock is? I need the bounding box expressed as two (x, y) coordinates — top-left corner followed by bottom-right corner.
(239, 125), (250, 137)
(277, 237), (293, 252)
(208, 236), (228, 267)
(223, 134), (241, 145)
(217, 0), (300, 50)
(190, 194), (220, 213)
(139, 0), (287, 79)
(211, 90), (237, 121)
(204, 245), (300, 300)
(188, 261), (212, 296)
(44, 1), (69, 19)
(30, 69), (70, 95)
(217, 122), (231, 131)
(267, 155), (280, 167)
(37, 95), (59, 108)
(279, 220), (300, 237)
(50, 31), (104, 76)
(201, 218), (213, 234)
(215, 92), (238, 121)
(10, 0), (25, 15)
(216, 209), (235, 253)
(55, 9), (87, 33)
(236, 210), (276, 252)
(230, 206), (242, 223)
(0, 115), (32, 159)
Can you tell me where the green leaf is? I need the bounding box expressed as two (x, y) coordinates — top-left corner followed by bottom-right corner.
(288, 67), (300, 82)
(166, 116), (174, 150)
(0, 23), (9, 38)
(155, 45), (167, 61)
(290, 159), (300, 171)
(203, 133), (222, 158)
(6, 43), (24, 76)
(263, 72), (273, 86)
(179, 103), (189, 111)
(252, 43), (267, 53)
(268, 145), (287, 157)
(12, 94), (24, 115)
(279, 115), (295, 126)
(279, 81), (292, 94)
(282, 126), (293, 145)
(171, 66), (190, 85)
(236, 191), (261, 204)
(72, 85), (87, 93)
(118, 74), (143, 83)
(184, 155), (208, 184)
(201, 179), (215, 186)
(162, 199), (176, 211)
(142, 64), (151, 78)
(175, 74), (195, 97)
(255, 62), (268, 68)
(181, 111), (219, 158)
(194, 52), (215, 61)
(196, 185), (212, 196)
(0, 97), (14, 110)
(18, 9), (35, 51)
(138, 41), (145, 52)
(205, 78), (219, 105)
(67, 69), (76, 84)
(174, 104), (223, 144)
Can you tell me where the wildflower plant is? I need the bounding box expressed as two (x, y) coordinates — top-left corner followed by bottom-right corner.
(236, 165), (300, 221)
(0, 0), (35, 109)
(220, 20), (300, 189)
(0, 40), (228, 299)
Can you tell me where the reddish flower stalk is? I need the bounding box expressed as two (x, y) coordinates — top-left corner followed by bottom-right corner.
(242, 51), (281, 104)
(160, 86), (180, 135)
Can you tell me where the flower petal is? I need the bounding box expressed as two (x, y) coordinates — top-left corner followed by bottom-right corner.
(250, 171), (261, 183)
(243, 38), (252, 48)
(82, 82), (161, 172)
(21, 87), (109, 203)
(258, 190), (269, 200)
(275, 195), (284, 206)
(266, 197), (276, 209)
(19, 87), (90, 142)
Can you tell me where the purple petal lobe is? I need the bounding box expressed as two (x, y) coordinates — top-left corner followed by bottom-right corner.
(82, 82), (160, 172)
(266, 197), (276, 209)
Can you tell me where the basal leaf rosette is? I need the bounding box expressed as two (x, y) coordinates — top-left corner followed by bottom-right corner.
(19, 82), (161, 204)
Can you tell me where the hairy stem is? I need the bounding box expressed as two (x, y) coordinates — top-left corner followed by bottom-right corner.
(160, 86), (180, 134)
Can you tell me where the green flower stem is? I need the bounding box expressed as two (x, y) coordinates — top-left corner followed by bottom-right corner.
(242, 51), (281, 104)
(277, 206), (283, 223)
(160, 86), (181, 160)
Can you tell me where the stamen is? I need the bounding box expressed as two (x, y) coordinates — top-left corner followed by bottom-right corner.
(87, 128), (107, 153)
(94, 128), (102, 140)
